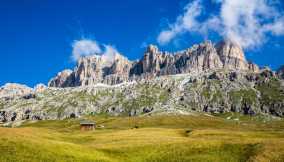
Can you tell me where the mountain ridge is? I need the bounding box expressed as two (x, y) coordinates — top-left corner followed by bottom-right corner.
(48, 40), (260, 88)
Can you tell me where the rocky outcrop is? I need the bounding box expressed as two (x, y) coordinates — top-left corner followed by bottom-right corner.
(49, 40), (260, 88)
(277, 65), (284, 79)
(0, 83), (33, 100)
(34, 84), (47, 93)
(48, 53), (132, 87)
(130, 42), (224, 78)
(215, 40), (248, 70)
(102, 53), (133, 85)
(48, 69), (75, 87)
(248, 62), (260, 73)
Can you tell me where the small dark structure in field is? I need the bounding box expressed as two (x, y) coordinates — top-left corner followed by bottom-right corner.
(80, 120), (96, 131)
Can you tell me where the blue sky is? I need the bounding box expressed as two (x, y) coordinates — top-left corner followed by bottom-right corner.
(0, 0), (283, 87)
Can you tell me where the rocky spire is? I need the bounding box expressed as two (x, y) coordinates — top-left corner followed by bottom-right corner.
(215, 40), (248, 70)
(48, 69), (75, 87)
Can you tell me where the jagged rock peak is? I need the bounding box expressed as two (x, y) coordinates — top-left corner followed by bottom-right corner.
(0, 83), (33, 99)
(216, 40), (245, 60)
(77, 51), (131, 68)
(48, 69), (74, 87)
(146, 44), (159, 54)
(215, 40), (251, 70)
(48, 40), (260, 88)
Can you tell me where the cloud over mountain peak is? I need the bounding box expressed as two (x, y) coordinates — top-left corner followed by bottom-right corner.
(157, 0), (284, 49)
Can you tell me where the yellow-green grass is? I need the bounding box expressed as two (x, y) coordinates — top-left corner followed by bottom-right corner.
(0, 114), (284, 162)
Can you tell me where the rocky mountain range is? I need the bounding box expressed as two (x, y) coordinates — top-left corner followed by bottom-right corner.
(0, 40), (283, 125)
(48, 40), (259, 87)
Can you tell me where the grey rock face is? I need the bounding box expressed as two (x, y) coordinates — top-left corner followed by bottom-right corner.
(34, 83), (47, 93)
(215, 40), (248, 70)
(49, 53), (132, 87)
(130, 42), (223, 78)
(0, 83), (33, 100)
(49, 40), (259, 88)
(277, 65), (284, 79)
(48, 69), (75, 88)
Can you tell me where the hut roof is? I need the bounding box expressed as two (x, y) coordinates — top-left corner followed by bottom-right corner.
(80, 120), (96, 125)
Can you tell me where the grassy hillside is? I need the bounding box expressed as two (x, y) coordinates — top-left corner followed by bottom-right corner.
(0, 114), (284, 162)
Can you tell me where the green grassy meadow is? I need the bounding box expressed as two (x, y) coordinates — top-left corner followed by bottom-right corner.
(0, 113), (284, 162)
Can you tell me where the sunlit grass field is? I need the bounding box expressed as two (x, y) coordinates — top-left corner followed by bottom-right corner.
(0, 113), (284, 162)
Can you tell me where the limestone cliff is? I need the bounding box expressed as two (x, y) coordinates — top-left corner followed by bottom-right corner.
(49, 40), (259, 87)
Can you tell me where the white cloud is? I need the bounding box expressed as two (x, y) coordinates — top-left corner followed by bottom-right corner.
(199, 16), (222, 37)
(263, 18), (284, 35)
(218, 0), (284, 49)
(157, 0), (284, 49)
(157, 0), (202, 45)
(72, 39), (102, 61)
(157, 30), (177, 45)
(71, 39), (122, 66)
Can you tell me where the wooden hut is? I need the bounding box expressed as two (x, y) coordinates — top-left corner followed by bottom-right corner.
(80, 120), (96, 131)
